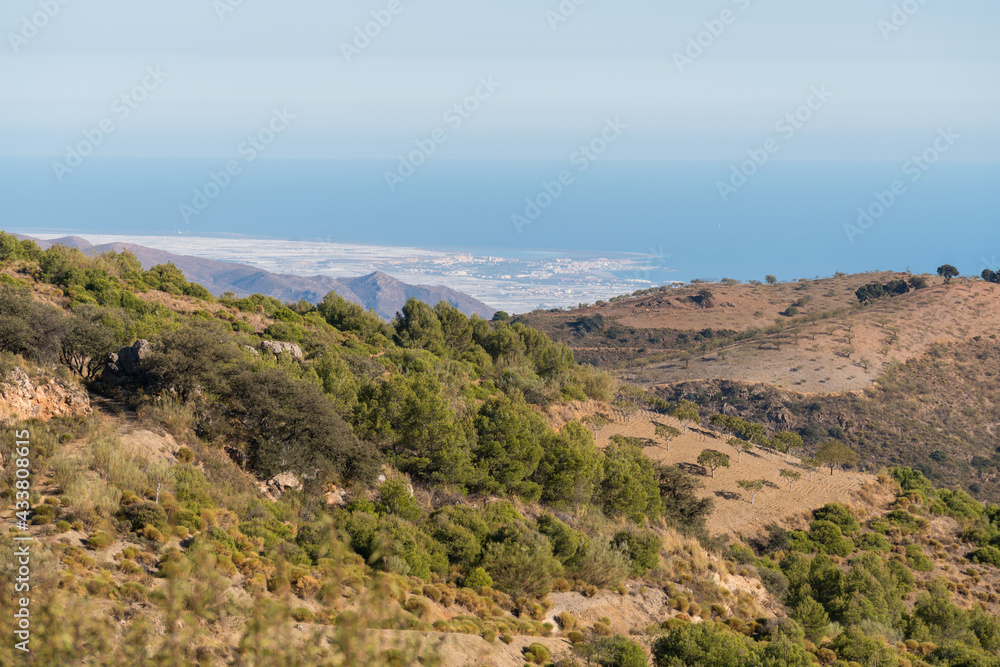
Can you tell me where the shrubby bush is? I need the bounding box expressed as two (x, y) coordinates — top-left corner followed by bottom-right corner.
(970, 545), (1000, 567)
(117, 501), (169, 534)
(589, 634), (648, 667)
(571, 538), (630, 589)
(812, 503), (860, 535)
(480, 532), (561, 599)
(537, 514), (587, 566)
(612, 529), (662, 576)
(855, 532), (891, 553)
(808, 520), (854, 557)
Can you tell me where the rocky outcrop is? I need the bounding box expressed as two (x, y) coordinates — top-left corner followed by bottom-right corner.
(324, 484), (348, 507)
(104, 340), (154, 383)
(266, 472), (303, 494)
(767, 406), (794, 428)
(0, 367), (91, 421)
(260, 341), (303, 360)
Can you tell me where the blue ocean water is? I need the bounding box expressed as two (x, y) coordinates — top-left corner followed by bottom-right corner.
(2, 157), (997, 283)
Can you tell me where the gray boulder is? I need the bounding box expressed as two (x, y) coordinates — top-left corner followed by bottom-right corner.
(105, 339), (154, 380)
(260, 340), (303, 360)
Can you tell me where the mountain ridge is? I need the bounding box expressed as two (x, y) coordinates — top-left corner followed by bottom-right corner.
(14, 233), (496, 320)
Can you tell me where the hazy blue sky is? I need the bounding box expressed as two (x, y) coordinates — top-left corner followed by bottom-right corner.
(2, 0), (998, 161)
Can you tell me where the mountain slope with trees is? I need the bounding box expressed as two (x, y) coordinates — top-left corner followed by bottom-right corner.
(4, 233), (1000, 666)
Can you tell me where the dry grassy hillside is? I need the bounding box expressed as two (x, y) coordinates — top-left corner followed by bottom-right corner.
(587, 408), (890, 539)
(522, 274), (1000, 393)
(657, 337), (1000, 503)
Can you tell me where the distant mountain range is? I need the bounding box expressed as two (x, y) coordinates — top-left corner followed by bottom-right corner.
(15, 234), (497, 320)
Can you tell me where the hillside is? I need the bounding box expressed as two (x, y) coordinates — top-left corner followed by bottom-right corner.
(14, 233), (496, 320)
(519, 272), (1000, 393)
(656, 336), (1000, 503)
(5, 235), (1000, 666)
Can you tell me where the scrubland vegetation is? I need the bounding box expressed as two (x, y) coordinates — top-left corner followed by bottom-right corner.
(4, 232), (1000, 665)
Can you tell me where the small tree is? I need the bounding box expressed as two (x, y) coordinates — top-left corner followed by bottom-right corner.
(773, 431), (804, 461)
(765, 275), (778, 285)
(815, 441), (859, 476)
(937, 264), (959, 283)
(614, 400), (638, 426)
(671, 400), (701, 435)
(582, 415), (611, 437)
(801, 456), (820, 482)
(697, 450), (730, 478)
(655, 424), (682, 452)
(779, 469), (802, 493)
(145, 462), (177, 504)
(737, 479), (765, 505)
(728, 437), (753, 464)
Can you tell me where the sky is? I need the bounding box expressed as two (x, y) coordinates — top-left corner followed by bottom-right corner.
(2, 0), (999, 162)
(1, 1), (997, 291)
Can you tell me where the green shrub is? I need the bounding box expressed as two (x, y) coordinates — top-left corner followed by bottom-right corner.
(884, 509), (927, 533)
(522, 643), (551, 664)
(31, 504), (56, 525)
(906, 544), (934, 572)
(536, 513), (586, 566)
(117, 501), (168, 533)
(855, 533), (891, 553)
(376, 479), (422, 522)
(592, 634), (648, 667)
(428, 506), (488, 569)
(830, 626), (900, 667)
(813, 503), (861, 535)
(597, 437), (663, 523)
(612, 529), (662, 576)
(808, 520), (854, 557)
(463, 567), (494, 590)
(652, 621), (758, 667)
(87, 532), (114, 549)
(118, 582), (149, 602)
(785, 530), (815, 553)
(971, 546), (1000, 567)
(290, 607), (314, 622)
(756, 566), (789, 601)
(481, 536), (561, 599)
(572, 538), (630, 589)
(169, 507), (202, 533)
(173, 465), (215, 514)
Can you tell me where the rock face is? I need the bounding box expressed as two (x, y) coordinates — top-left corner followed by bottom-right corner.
(0, 367), (91, 421)
(260, 341), (304, 360)
(266, 472), (303, 493)
(103, 339), (154, 385)
(767, 407), (794, 428)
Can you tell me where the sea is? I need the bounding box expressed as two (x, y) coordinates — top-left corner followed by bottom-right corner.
(3, 157), (998, 282)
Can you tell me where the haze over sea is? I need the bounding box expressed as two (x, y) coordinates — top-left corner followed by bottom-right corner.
(5, 157), (998, 287)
